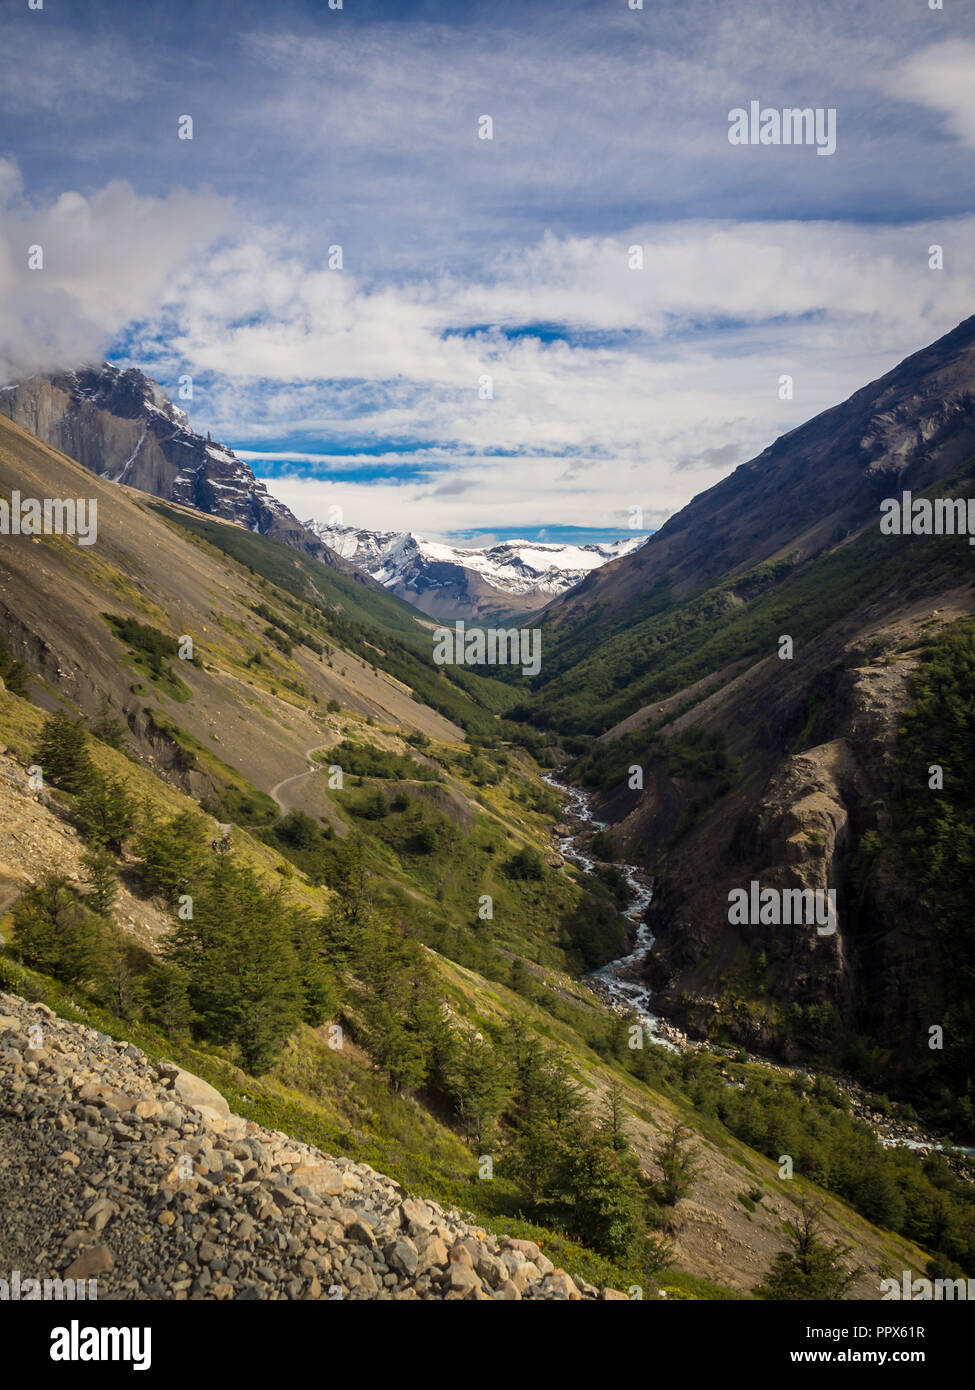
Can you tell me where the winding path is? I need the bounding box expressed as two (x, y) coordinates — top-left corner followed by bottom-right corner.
(269, 745), (331, 814)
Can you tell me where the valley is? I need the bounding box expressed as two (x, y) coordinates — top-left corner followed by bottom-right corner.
(2, 321), (975, 1308)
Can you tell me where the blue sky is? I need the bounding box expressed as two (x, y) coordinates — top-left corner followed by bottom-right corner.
(1, 0), (974, 539)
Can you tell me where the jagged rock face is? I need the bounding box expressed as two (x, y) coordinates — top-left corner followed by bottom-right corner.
(625, 622), (931, 1063)
(0, 364), (338, 564)
(306, 521), (647, 622)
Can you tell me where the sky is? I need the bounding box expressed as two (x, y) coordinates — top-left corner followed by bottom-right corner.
(1, 0), (974, 542)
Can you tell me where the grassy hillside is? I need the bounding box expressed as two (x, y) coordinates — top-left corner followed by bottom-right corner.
(518, 460), (975, 738)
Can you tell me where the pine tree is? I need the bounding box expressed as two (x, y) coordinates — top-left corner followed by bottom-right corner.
(75, 772), (137, 853)
(652, 1122), (701, 1206)
(34, 711), (94, 794)
(163, 856), (304, 1072)
(330, 832), (368, 922)
(139, 961), (194, 1040)
(96, 925), (149, 1018)
(0, 637), (30, 698)
(12, 875), (105, 984)
(136, 805), (210, 903)
(88, 698), (127, 751)
(81, 847), (119, 915)
(754, 1199), (862, 1300)
(446, 1031), (510, 1148)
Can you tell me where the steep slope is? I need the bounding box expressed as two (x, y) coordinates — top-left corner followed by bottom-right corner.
(1, 384), (970, 1300)
(522, 316), (975, 1119)
(307, 521), (648, 622)
(0, 410), (510, 812)
(545, 312), (975, 646)
(0, 994), (605, 1301)
(0, 364), (343, 567)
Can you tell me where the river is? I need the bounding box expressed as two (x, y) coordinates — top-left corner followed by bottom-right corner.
(542, 769), (678, 1051)
(542, 768), (975, 1165)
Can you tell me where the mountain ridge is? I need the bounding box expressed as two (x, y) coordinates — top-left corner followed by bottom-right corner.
(305, 521), (649, 623)
(0, 363), (350, 573)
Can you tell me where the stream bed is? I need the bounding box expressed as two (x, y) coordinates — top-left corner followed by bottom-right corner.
(543, 769), (975, 1166)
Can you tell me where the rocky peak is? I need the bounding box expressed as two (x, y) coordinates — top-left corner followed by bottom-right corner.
(0, 364), (344, 568)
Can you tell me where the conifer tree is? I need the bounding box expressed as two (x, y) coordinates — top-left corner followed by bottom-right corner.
(34, 711), (94, 794)
(81, 846), (119, 915)
(754, 1199), (861, 1300)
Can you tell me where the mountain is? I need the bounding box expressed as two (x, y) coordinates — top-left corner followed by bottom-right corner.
(522, 314), (975, 1119)
(0, 363), (345, 567)
(305, 520), (648, 622)
(548, 313), (975, 638)
(0, 408), (943, 1301)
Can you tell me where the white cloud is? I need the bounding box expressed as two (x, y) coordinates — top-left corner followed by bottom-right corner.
(0, 164), (234, 379)
(119, 214), (975, 533)
(889, 40), (975, 147)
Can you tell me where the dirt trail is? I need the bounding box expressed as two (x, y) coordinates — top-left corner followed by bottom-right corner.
(269, 745), (332, 814)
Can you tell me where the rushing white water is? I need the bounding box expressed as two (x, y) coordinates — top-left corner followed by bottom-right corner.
(543, 770), (678, 1051)
(543, 770), (975, 1155)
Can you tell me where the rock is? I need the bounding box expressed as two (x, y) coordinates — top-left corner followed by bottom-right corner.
(503, 1237), (541, 1262)
(445, 1265), (481, 1293)
(0, 990), (606, 1304)
(346, 1219), (377, 1248)
(158, 1062), (230, 1117)
(399, 1197), (433, 1235)
(65, 1244), (115, 1279)
(416, 1235), (449, 1271)
(85, 1198), (117, 1235)
(386, 1240), (419, 1276)
(540, 1271), (581, 1300)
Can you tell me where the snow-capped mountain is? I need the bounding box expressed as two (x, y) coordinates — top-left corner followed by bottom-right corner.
(303, 521), (649, 621)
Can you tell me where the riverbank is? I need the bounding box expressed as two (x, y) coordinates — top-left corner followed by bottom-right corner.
(543, 768), (975, 1174)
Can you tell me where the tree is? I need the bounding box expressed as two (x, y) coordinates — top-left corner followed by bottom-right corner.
(139, 961), (194, 1040)
(509, 956), (535, 998)
(275, 809), (323, 852)
(75, 772), (137, 853)
(136, 806), (210, 903)
(95, 925), (149, 1018)
(0, 637), (30, 698)
(329, 832), (368, 922)
(505, 845), (546, 881)
(163, 856), (305, 1072)
(754, 1198), (862, 1300)
(445, 1032), (510, 1148)
(652, 1122), (701, 1207)
(34, 711), (94, 794)
(12, 875), (105, 984)
(81, 847), (119, 916)
(549, 1119), (643, 1257)
(603, 1083), (630, 1153)
(355, 922), (444, 1091)
(88, 699), (127, 751)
